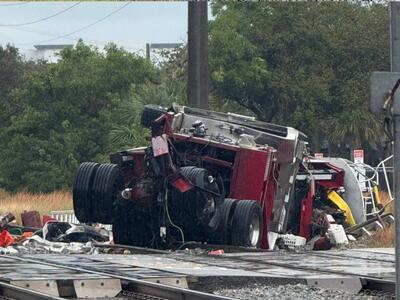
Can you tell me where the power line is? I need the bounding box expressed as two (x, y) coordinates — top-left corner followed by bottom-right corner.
(19, 2), (131, 45)
(0, 2), (81, 27)
(0, 2), (31, 7)
(10, 26), (141, 53)
(10, 26), (85, 44)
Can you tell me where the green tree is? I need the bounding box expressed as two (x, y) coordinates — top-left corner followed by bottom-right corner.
(0, 45), (28, 128)
(109, 81), (186, 150)
(109, 47), (187, 150)
(209, 2), (389, 156)
(0, 42), (155, 192)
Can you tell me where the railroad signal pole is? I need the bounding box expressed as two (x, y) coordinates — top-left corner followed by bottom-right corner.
(370, 2), (400, 297)
(390, 3), (400, 297)
(187, 0), (209, 109)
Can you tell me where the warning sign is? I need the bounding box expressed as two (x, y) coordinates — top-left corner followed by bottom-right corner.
(152, 135), (169, 157)
(314, 153), (324, 159)
(353, 149), (366, 189)
(354, 149), (364, 160)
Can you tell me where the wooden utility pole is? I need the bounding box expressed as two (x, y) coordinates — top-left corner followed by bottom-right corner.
(187, 1), (209, 109)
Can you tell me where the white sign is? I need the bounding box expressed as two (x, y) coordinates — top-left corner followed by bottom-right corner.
(152, 135), (169, 157)
(314, 152), (324, 159)
(353, 149), (366, 189)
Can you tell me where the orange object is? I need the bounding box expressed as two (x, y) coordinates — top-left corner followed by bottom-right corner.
(0, 230), (15, 247)
(21, 232), (33, 238)
(13, 231), (34, 244)
(208, 249), (224, 255)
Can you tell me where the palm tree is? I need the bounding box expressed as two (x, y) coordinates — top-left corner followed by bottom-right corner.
(327, 107), (382, 159)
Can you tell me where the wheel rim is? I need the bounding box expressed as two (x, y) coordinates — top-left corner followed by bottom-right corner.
(249, 213), (261, 247)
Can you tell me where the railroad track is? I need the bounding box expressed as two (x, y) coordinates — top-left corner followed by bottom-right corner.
(309, 249), (394, 263)
(0, 255), (235, 300)
(151, 249), (395, 294)
(0, 248), (395, 299)
(28, 245), (395, 294)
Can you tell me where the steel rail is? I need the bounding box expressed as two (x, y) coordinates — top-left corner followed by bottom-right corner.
(96, 243), (395, 281)
(93, 244), (395, 284)
(220, 255), (390, 280)
(174, 252), (395, 294)
(209, 254), (395, 291)
(1, 255), (234, 300)
(151, 250), (394, 283)
(307, 250), (395, 264)
(0, 280), (64, 300)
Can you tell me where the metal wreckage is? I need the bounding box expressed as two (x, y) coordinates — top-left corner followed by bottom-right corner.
(72, 104), (394, 250)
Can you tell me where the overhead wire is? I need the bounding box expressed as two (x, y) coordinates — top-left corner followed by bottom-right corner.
(9, 26), (141, 53)
(11, 26), (109, 49)
(0, 1), (31, 7)
(18, 2), (132, 46)
(9, 26), (77, 42)
(0, 2), (81, 27)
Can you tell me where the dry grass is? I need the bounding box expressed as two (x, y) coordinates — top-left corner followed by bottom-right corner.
(0, 190), (73, 225)
(363, 191), (395, 248)
(367, 225), (395, 248)
(379, 190), (394, 212)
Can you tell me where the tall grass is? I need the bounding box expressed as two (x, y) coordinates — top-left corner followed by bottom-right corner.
(0, 190), (73, 225)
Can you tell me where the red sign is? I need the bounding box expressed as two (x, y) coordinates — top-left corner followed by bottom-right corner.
(314, 153), (324, 158)
(353, 149), (364, 159)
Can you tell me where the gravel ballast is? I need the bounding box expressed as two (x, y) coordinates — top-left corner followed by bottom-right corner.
(213, 283), (391, 300)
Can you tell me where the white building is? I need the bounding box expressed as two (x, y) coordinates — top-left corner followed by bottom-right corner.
(22, 44), (73, 63)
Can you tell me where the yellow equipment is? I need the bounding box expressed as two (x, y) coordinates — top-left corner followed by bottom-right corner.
(327, 190), (357, 226)
(372, 185), (382, 208)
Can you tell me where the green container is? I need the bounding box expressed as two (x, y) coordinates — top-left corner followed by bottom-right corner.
(9, 228), (22, 236)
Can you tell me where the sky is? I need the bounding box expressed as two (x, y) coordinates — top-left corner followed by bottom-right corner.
(0, 1), (198, 57)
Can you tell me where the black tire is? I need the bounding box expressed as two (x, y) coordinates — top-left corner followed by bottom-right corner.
(127, 207), (153, 247)
(73, 162), (99, 223)
(179, 166), (223, 232)
(112, 200), (153, 247)
(112, 199), (132, 245)
(209, 198), (237, 245)
(140, 104), (168, 128)
(92, 163), (123, 224)
(231, 200), (263, 248)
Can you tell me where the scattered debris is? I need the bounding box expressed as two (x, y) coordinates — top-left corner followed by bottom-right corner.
(208, 249), (224, 255)
(0, 210), (112, 255)
(278, 234), (306, 251)
(0, 213), (15, 230)
(22, 235), (96, 254)
(43, 221), (109, 243)
(0, 230), (14, 247)
(21, 210), (41, 228)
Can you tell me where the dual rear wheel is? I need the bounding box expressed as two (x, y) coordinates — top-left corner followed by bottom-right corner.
(211, 199), (263, 248)
(73, 162), (123, 224)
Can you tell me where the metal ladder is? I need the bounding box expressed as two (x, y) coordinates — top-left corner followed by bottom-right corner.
(348, 155), (393, 218)
(362, 179), (378, 217)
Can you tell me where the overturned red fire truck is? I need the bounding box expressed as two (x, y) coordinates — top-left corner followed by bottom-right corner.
(72, 105), (388, 250)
